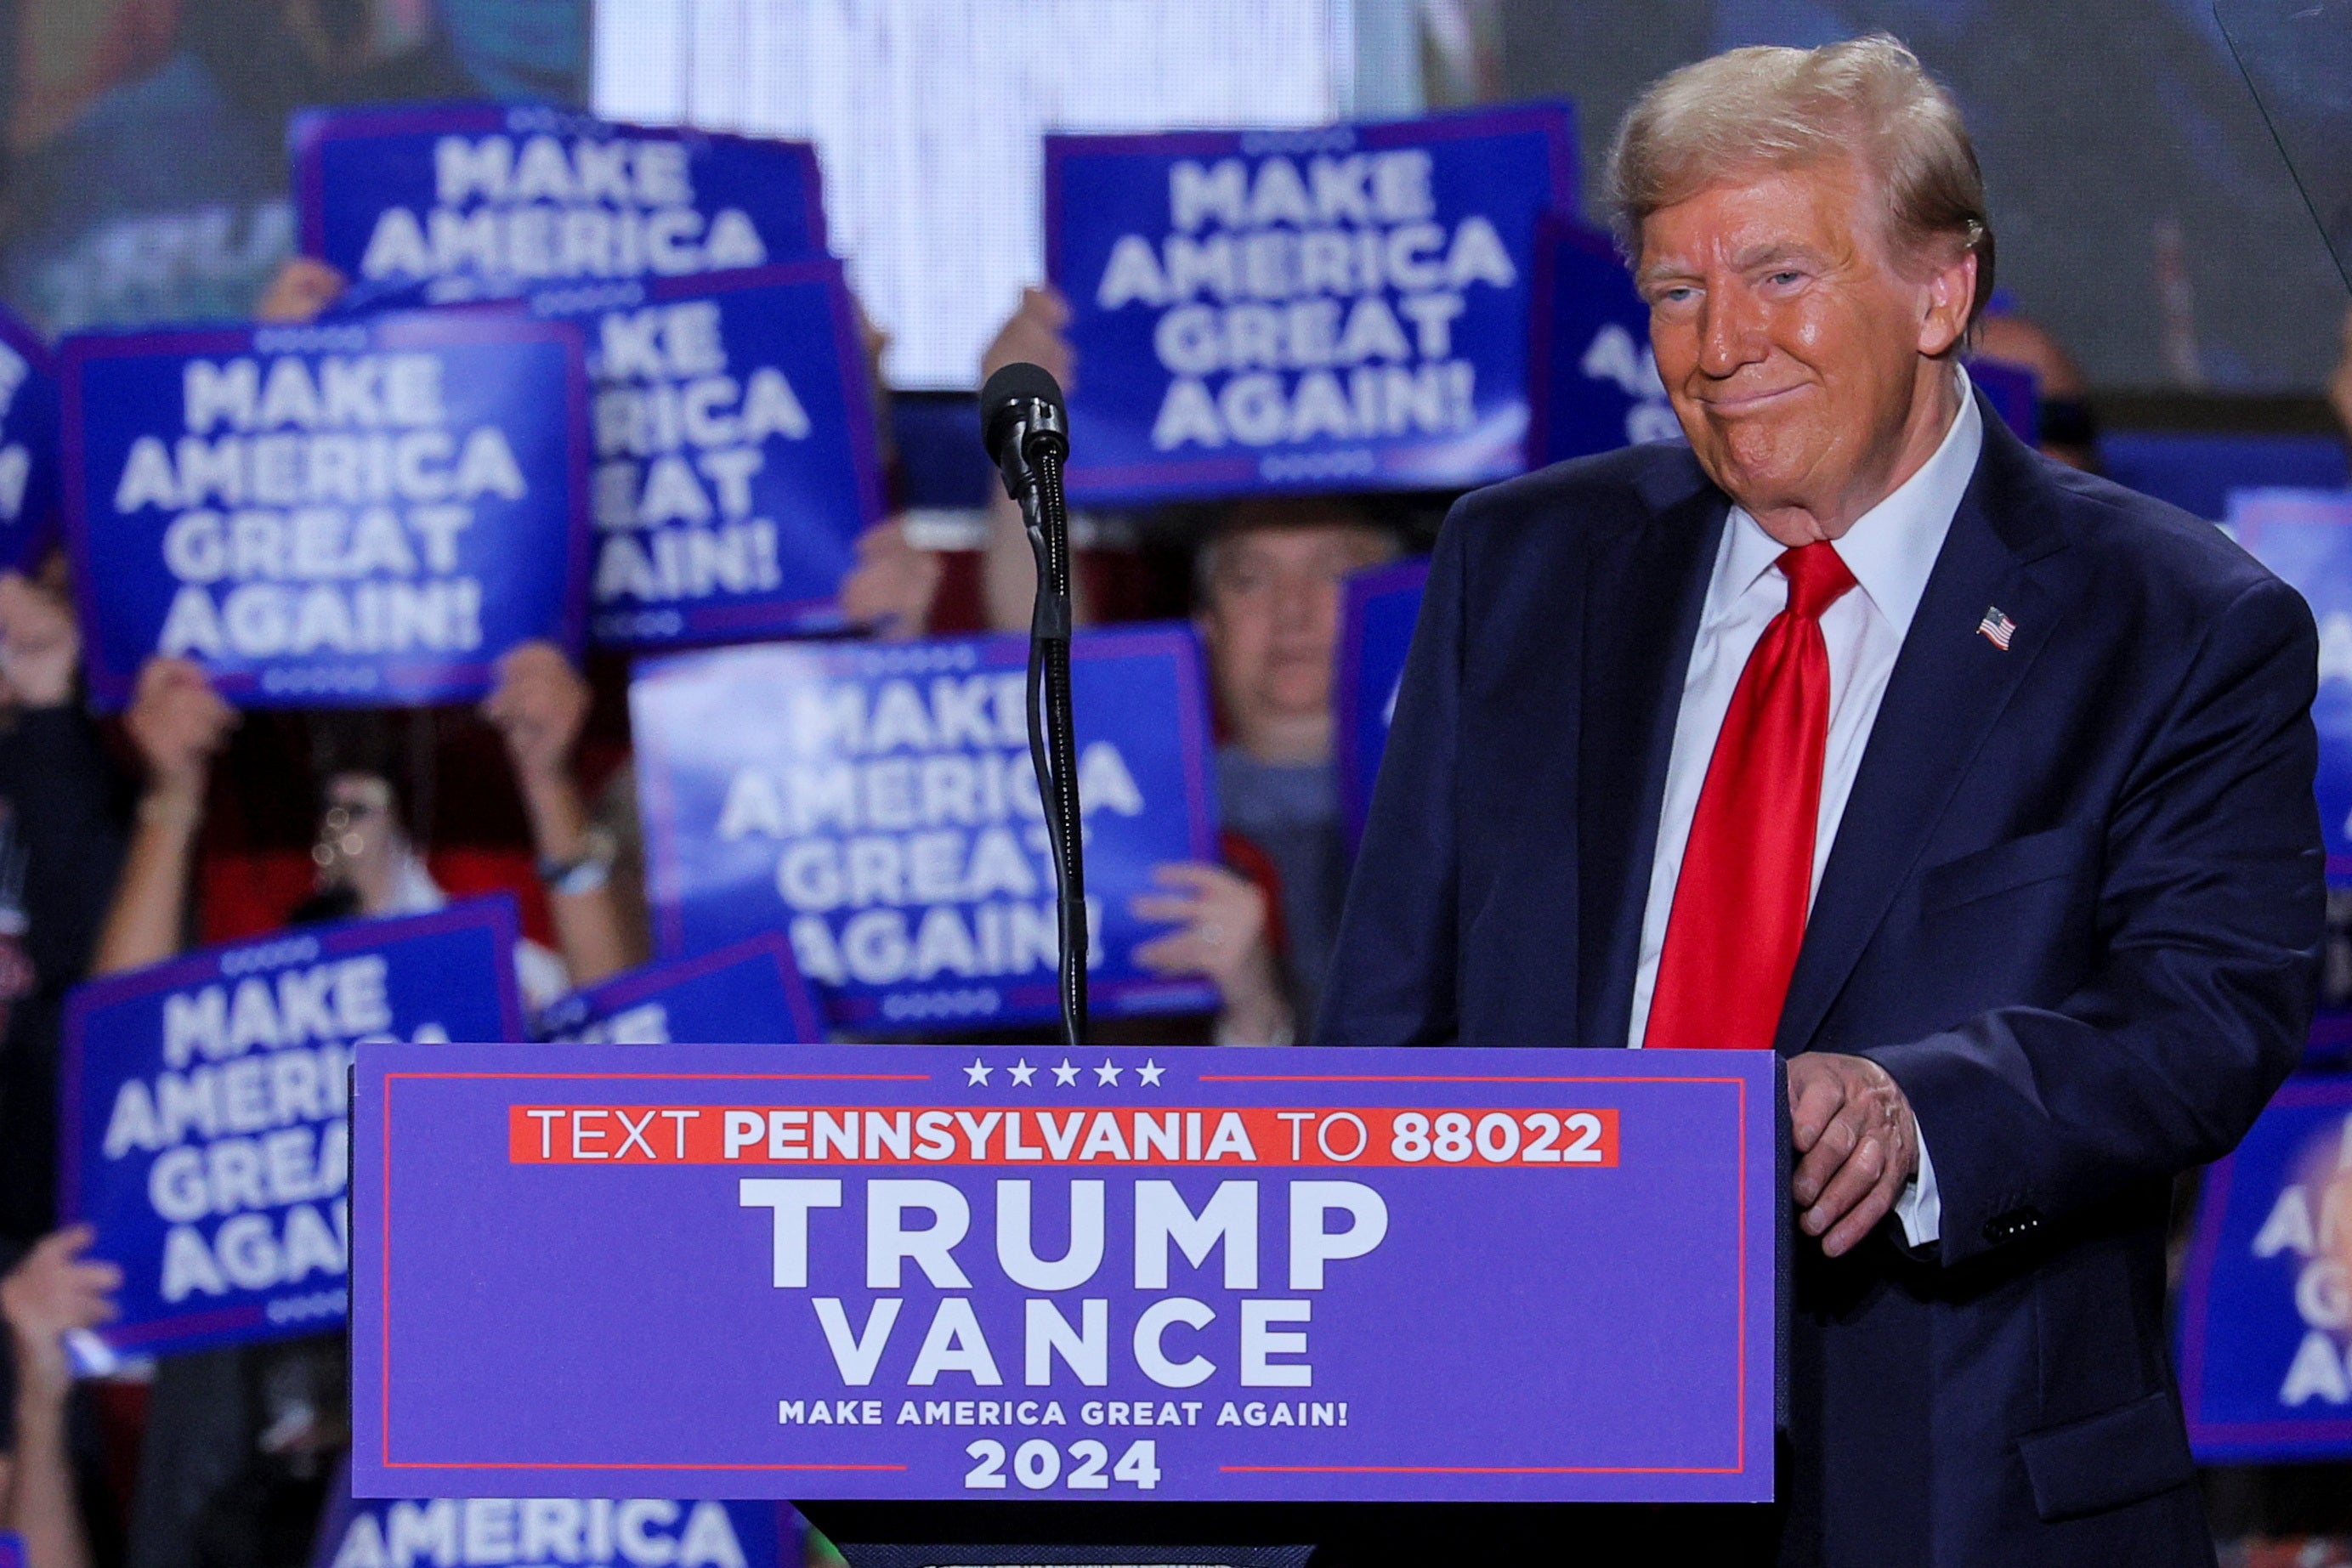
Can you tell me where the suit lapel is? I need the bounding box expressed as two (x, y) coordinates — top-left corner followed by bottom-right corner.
(1774, 409), (2073, 1054)
(1578, 478), (1727, 1050)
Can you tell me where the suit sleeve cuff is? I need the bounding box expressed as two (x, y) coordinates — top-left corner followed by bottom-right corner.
(1893, 1127), (1941, 1248)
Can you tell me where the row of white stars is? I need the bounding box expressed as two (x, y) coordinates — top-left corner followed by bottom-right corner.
(964, 1057), (1165, 1087)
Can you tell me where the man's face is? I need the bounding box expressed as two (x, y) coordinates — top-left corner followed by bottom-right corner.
(1200, 523), (1395, 734)
(1638, 157), (1969, 534)
(315, 772), (401, 902)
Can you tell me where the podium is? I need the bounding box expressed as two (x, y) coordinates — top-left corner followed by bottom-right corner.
(349, 1043), (1781, 1564)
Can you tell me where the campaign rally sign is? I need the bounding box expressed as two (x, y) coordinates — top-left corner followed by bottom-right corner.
(0, 304), (60, 573)
(536, 934), (825, 1046)
(309, 1458), (795, 1568)
(1045, 105), (1575, 504)
(351, 1042), (1775, 1503)
(1333, 558), (1428, 849)
(2179, 1074), (2352, 1460)
(633, 628), (1221, 1033)
(60, 898), (525, 1357)
(1525, 218), (1679, 467)
(529, 263), (881, 649)
(64, 312), (589, 710)
(2228, 489), (2352, 883)
(1968, 357), (2040, 445)
(292, 103), (826, 309)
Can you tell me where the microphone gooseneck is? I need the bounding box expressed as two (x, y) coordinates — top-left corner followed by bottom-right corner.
(978, 363), (1086, 1050)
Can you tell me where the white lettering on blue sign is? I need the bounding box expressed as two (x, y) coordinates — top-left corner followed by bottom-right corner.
(588, 299), (811, 612)
(0, 337), (31, 522)
(355, 134), (767, 286)
(328, 1497), (748, 1568)
(1577, 322), (1679, 445)
(1092, 150), (1517, 454)
(715, 671), (1146, 989)
(2249, 1111), (2352, 1406)
(111, 353), (524, 662)
(97, 953), (451, 1306)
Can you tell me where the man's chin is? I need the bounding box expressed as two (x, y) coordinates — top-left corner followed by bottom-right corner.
(1255, 683), (1333, 725)
(1694, 427), (1824, 505)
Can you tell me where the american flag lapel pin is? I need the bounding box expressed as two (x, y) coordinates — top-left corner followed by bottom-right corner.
(1976, 605), (2017, 651)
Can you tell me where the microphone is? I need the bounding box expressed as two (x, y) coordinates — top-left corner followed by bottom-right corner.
(980, 361), (1069, 491)
(978, 363), (1086, 1049)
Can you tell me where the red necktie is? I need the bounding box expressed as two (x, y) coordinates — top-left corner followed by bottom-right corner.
(1645, 541), (1857, 1051)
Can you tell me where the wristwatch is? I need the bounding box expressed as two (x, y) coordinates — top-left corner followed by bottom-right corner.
(537, 825), (618, 897)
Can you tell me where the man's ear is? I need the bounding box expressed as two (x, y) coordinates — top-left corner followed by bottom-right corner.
(1918, 249), (1978, 359)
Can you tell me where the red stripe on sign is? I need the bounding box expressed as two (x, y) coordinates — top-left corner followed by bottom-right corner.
(506, 1105), (1621, 1169)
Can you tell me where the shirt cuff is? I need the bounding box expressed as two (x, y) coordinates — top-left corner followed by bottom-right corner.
(1892, 1129), (1941, 1248)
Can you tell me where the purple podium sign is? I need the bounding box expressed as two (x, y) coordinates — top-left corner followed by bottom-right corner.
(350, 1043), (1776, 1504)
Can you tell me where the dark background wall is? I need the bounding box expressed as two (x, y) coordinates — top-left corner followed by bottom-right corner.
(1501, 0), (2348, 393)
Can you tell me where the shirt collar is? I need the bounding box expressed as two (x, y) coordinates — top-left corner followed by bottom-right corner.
(1713, 365), (1984, 637)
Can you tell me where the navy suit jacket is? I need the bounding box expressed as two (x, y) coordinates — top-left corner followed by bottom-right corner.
(1318, 403), (2325, 1566)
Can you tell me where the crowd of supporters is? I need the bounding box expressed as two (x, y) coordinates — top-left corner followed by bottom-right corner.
(0, 240), (2338, 1567)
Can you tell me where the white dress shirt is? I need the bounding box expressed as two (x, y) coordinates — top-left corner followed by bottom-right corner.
(1627, 370), (1984, 1248)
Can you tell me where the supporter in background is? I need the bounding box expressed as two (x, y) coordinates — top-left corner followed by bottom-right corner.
(0, 574), (130, 1245)
(0, 1227), (119, 1568)
(105, 640), (632, 1568)
(1142, 501), (1400, 1043)
(971, 286), (1408, 1042)
(1975, 308), (2100, 471)
(93, 642), (632, 1004)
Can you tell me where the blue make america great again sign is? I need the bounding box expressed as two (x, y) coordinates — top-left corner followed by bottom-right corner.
(631, 629), (1221, 1034)
(309, 1452), (796, 1568)
(60, 898), (524, 1358)
(2229, 488), (2352, 886)
(1045, 105), (1576, 504)
(536, 935), (825, 1046)
(525, 262), (881, 651)
(292, 103), (827, 309)
(2179, 1074), (2352, 1461)
(0, 303), (60, 574)
(63, 312), (589, 710)
(1333, 558), (1429, 852)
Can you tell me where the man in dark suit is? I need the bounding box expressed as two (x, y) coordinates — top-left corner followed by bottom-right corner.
(1320, 34), (2324, 1567)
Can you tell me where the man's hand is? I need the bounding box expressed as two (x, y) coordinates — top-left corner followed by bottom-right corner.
(481, 642), (588, 790)
(0, 573), (81, 708)
(255, 258), (349, 325)
(1, 1226), (121, 1401)
(123, 655), (235, 799)
(981, 286), (1075, 390)
(1788, 1051), (1920, 1257)
(838, 518), (943, 640)
(1132, 863), (1293, 1044)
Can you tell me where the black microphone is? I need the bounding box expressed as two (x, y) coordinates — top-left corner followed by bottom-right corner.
(979, 360), (1069, 492)
(978, 363), (1086, 1049)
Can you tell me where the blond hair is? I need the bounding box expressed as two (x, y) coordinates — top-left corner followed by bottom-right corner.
(1606, 34), (1994, 326)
